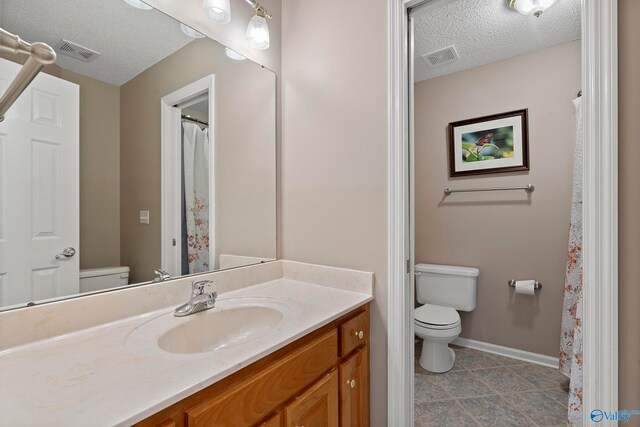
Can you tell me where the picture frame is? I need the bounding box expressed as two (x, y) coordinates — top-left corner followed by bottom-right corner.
(448, 109), (529, 177)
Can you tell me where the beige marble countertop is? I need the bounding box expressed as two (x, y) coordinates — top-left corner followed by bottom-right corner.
(0, 261), (373, 426)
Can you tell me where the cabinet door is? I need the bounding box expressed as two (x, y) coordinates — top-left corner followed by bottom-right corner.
(285, 370), (339, 427)
(339, 347), (369, 427)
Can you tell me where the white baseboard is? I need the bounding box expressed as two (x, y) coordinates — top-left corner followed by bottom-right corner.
(452, 337), (559, 369)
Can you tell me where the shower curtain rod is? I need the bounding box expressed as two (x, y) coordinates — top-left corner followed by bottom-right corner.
(0, 28), (56, 122)
(181, 115), (209, 126)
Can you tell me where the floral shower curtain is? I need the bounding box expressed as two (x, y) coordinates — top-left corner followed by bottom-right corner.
(182, 122), (210, 274)
(559, 96), (583, 426)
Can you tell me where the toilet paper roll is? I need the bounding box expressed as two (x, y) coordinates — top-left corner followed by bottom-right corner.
(515, 280), (536, 296)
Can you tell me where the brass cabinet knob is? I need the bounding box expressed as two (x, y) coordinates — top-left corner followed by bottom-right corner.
(347, 379), (356, 389)
(354, 330), (364, 339)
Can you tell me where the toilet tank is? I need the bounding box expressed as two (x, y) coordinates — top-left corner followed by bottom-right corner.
(79, 266), (130, 293)
(415, 263), (479, 312)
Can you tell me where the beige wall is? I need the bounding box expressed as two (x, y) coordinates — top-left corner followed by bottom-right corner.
(414, 41), (580, 357)
(215, 69), (276, 265)
(120, 39), (276, 283)
(281, 0), (388, 423)
(62, 70), (121, 269)
(618, 0), (640, 419)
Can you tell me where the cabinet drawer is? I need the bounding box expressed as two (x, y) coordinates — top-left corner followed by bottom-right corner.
(284, 370), (339, 427)
(339, 310), (368, 357)
(339, 347), (369, 427)
(186, 330), (338, 427)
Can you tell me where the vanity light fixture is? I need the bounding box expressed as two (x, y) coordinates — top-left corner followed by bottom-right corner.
(245, 1), (272, 51)
(123, 0), (153, 10)
(203, 0), (231, 24)
(225, 47), (246, 60)
(509, 0), (558, 17)
(180, 24), (205, 39)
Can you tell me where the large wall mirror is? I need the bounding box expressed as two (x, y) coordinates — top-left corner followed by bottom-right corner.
(0, 0), (277, 311)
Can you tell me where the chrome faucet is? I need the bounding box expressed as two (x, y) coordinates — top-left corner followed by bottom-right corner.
(174, 280), (217, 317)
(153, 269), (171, 282)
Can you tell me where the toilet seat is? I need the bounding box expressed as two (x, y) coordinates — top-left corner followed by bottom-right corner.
(414, 304), (460, 330)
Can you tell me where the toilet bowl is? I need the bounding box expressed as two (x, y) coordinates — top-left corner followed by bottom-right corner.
(414, 263), (479, 373)
(414, 304), (462, 372)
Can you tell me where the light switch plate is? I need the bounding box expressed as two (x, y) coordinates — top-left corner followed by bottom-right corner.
(139, 210), (150, 224)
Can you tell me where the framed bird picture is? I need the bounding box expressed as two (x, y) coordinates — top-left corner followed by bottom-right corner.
(448, 109), (529, 177)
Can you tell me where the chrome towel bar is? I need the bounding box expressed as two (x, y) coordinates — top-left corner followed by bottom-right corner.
(444, 184), (534, 196)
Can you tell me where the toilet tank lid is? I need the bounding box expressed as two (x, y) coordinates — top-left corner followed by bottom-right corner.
(80, 266), (130, 279)
(415, 263), (479, 277)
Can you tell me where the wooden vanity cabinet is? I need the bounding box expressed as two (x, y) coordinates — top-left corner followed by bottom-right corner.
(136, 303), (370, 427)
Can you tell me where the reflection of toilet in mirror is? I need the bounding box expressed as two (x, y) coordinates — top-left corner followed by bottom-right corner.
(79, 266), (130, 293)
(414, 263), (479, 373)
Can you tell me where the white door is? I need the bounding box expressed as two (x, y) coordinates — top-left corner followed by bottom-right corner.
(0, 58), (80, 307)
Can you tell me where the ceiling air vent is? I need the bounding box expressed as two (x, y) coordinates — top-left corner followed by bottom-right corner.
(422, 45), (459, 67)
(53, 39), (100, 63)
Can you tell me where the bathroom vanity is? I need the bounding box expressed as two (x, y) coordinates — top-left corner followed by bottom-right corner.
(0, 261), (373, 426)
(137, 304), (369, 427)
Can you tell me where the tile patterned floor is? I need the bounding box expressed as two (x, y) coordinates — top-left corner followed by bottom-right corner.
(414, 342), (570, 427)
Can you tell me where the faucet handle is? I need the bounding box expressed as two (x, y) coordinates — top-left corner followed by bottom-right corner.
(153, 269), (171, 282)
(191, 280), (214, 296)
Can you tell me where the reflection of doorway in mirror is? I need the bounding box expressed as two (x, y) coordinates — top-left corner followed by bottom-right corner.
(181, 99), (211, 275)
(0, 58), (80, 308)
(160, 75), (215, 278)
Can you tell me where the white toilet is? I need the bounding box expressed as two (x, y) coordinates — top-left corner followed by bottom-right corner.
(79, 266), (130, 293)
(414, 263), (479, 373)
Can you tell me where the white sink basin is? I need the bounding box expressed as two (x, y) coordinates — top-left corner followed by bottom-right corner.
(156, 302), (284, 354)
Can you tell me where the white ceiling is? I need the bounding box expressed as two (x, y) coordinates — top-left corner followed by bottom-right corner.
(0, 0), (196, 86)
(413, 0), (581, 82)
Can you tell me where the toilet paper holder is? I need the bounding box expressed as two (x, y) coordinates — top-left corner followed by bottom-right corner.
(508, 279), (542, 290)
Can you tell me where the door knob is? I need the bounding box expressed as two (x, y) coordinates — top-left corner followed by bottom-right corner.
(55, 247), (76, 260)
(347, 379), (356, 389)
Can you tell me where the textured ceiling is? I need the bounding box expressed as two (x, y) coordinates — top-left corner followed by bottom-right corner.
(0, 0), (195, 86)
(413, 0), (581, 82)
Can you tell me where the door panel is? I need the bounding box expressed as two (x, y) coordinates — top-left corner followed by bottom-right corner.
(0, 58), (80, 307)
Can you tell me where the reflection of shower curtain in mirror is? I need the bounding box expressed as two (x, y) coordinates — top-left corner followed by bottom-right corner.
(182, 122), (210, 274)
(559, 96), (583, 426)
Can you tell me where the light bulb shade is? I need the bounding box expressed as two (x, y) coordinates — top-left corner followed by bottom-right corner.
(245, 15), (270, 50)
(123, 0), (152, 10)
(203, 0), (231, 24)
(180, 24), (205, 38)
(510, 0), (557, 16)
(225, 47), (246, 61)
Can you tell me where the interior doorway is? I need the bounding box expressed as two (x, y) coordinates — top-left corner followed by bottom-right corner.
(387, 1), (619, 425)
(160, 75), (215, 278)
